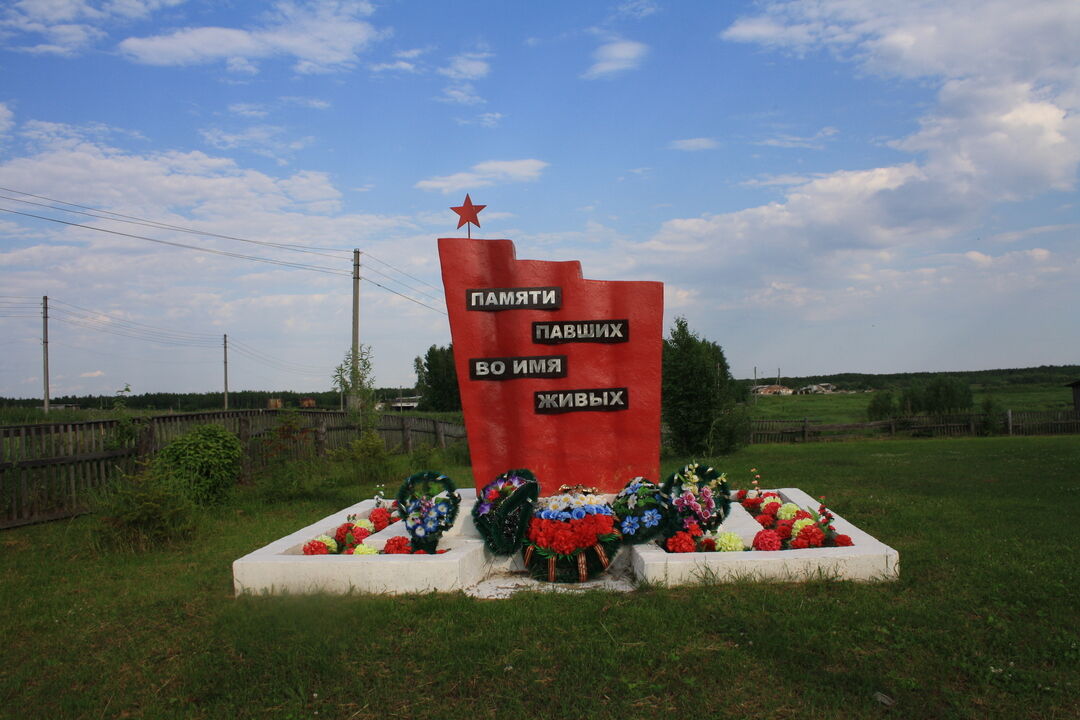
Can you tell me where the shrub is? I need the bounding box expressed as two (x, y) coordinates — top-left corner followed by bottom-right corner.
(706, 405), (751, 455)
(334, 430), (396, 486)
(867, 390), (897, 420)
(92, 467), (196, 552)
(153, 424), (243, 505)
(441, 439), (471, 467)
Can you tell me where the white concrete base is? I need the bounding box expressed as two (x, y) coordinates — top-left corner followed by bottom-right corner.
(232, 496), (501, 595)
(233, 488), (898, 595)
(629, 488), (900, 585)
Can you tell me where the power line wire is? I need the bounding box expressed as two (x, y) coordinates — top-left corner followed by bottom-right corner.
(0, 206), (353, 275)
(0, 186), (445, 301)
(0, 187), (353, 259)
(0, 206), (447, 313)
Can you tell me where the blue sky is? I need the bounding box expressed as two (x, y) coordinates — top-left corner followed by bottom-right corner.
(1, 0), (1078, 398)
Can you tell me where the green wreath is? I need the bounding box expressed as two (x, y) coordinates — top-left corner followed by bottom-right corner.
(472, 469), (540, 555)
(611, 477), (672, 544)
(396, 471), (460, 553)
(522, 535), (623, 583)
(661, 462), (732, 535)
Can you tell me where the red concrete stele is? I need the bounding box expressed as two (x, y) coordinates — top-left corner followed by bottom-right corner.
(438, 235), (663, 493)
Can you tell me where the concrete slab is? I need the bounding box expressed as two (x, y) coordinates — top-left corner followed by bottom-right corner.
(629, 488), (900, 585)
(233, 488), (898, 596)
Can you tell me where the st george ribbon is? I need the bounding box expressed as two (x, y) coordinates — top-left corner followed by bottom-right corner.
(438, 230), (663, 493)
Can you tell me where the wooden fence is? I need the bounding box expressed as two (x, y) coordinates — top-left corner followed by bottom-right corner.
(0, 409), (465, 529)
(749, 409), (1080, 444)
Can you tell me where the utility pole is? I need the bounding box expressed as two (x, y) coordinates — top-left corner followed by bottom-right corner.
(350, 248), (361, 411)
(223, 333), (229, 410)
(42, 295), (50, 413)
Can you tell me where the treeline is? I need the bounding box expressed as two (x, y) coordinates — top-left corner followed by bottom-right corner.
(750, 364), (1080, 391)
(0, 387), (415, 411)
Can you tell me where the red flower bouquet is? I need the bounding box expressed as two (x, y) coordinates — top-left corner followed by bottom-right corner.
(523, 486), (621, 583)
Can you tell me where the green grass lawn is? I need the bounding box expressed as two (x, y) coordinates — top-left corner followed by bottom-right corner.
(2, 437), (1078, 719)
(749, 383), (1075, 423)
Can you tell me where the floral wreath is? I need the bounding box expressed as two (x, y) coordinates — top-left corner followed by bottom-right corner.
(395, 471), (461, 553)
(523, 484), (621, 583)
(611, 476), (671, 544)
(660, 462), (732, 535)
(472, 469), (540, 555)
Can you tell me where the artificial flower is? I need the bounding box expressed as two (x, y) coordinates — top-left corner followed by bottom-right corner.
(712, 531), (744, 552)
(776, 502), (800, 520)
(752, 529), (782, 551)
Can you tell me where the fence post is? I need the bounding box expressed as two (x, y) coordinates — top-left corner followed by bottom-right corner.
(1006, 409), (1013, 436)
(434, 420), (446, 449)
(238, 417), (252, 484)
(969, 415), (976, 435)
(889, 419), (896, 436)
(135, 420), (155, 460)
(802, 418), (808, 443)
(315, 419), (327, 457)
(401, 416), (413, 454)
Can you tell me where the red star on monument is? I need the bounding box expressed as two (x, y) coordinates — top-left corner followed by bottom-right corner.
(451, 194), (486, 233)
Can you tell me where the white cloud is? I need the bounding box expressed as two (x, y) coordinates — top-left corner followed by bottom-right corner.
(200, 125), (314, 165)
(438, 52), (490, 80)
(582, 39), (648, 79)
(370, 60), (417, 73)
(79, 369), (105, 377)
(990, 224), (1077, 243)
(436, 51), (492, 105)
(117, 1), (383, 74)
(415, 159), (549, 194)
(437, 82), (485, 106)
(1, 0), (181, 55)
(756, 126), (838, 149)
(634, 0), (1080, 328)
(228, 103), (268, 118)
(0, 120), (451, 393)
(616, 1), (659, 20)
(281, 96), (330, 109)
(456, 112), (503, 128)
(669, 137), (717, 151)
(0, 103), (14, 138)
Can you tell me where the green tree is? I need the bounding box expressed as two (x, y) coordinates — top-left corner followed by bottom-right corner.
(923, 375), (973, 414)
(332, 345), (375, 415)
(867, 390), (897, 420)
(414, 344), (461, 412)
(662, 317), (739, 455)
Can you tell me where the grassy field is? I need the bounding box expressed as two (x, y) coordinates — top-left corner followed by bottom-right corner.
(1, 436), (1078, 719)
(748, 383), (1075, 423)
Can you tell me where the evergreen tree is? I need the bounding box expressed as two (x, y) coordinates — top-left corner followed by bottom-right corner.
(662, 317), (738, 455)
(414, 344), (461, 412)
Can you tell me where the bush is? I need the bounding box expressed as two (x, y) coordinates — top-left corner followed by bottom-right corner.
(333, 430), (396, 486)
(706, 405), (751, 455)
(409, 443), (442, 471)
(92, 468), (196, 552)
(441, 439), (471, 467)
(867, 390), (897, 420)
(153, 424), (243, 505)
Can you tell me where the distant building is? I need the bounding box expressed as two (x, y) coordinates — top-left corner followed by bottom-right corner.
(796, 383), (837, 395)
(300, 398), (316, 408)
(752, 384), (793, 396)
(386, 395), (421, 411)
(267, 398), (283, 409)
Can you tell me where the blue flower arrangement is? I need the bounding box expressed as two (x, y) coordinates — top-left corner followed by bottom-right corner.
(611, 477), (671, 544)
(395, 471), (460, 553)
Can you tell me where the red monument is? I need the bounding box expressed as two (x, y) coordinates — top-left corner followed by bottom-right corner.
(439, 197), (664, 493)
